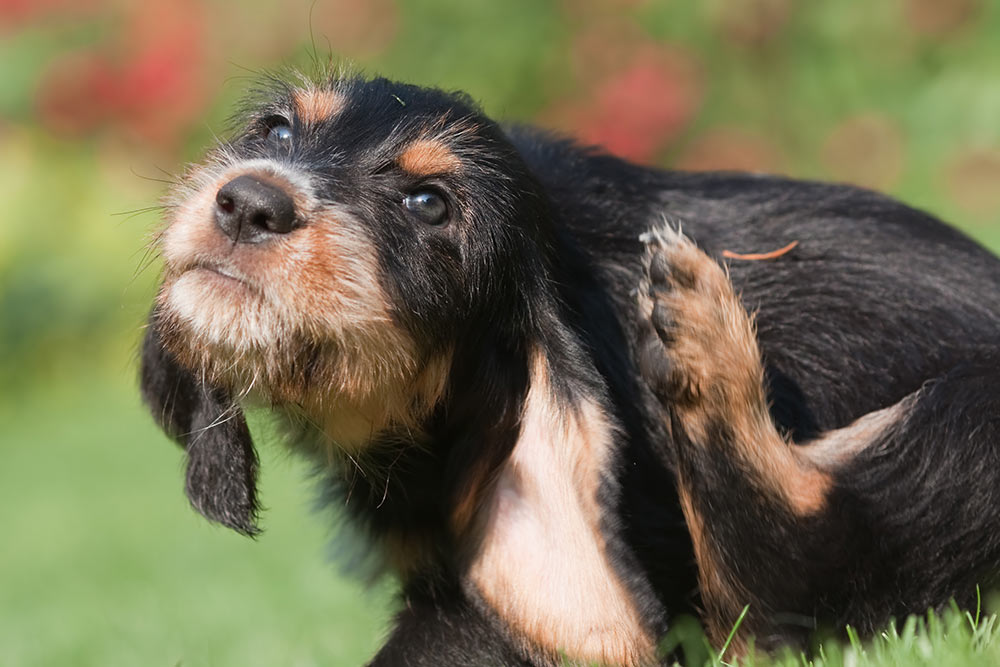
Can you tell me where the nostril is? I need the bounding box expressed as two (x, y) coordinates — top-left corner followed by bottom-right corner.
(214, 174), (300, 243)
(216, 192), (235, 214)
(250, 211), (270, 230)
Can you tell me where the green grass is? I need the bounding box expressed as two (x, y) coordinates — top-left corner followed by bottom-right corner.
(0, 369), (393, 666)
(655, 600), (1000, 667)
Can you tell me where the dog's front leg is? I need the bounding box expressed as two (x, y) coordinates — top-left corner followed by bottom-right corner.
(369, 576), (533, 667)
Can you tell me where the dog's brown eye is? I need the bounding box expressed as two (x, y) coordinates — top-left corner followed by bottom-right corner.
(262, 115), (292, 146)
(403, 190), (448, 226)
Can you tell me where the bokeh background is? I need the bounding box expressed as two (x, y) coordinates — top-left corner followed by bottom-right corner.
(3, 0), (1000, 664)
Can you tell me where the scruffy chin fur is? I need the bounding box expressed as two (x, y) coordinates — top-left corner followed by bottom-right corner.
(140, 74), (1000, 665)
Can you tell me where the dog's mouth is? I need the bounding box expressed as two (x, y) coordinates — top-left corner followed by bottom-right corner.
(160, 258), (275, 350)
(188, 263), (247, 285)
(177, 262), (264, 298)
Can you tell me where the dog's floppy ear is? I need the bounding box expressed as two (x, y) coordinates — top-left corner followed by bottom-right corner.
(140, 313), (261, 536)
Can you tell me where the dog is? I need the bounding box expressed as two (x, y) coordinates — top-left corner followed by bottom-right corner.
(140, 74), (1000, 665)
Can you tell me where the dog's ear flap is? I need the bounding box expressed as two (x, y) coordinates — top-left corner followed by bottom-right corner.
(140, 314), (261, 536)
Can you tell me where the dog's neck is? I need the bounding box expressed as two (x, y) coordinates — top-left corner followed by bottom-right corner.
(286, 350), (453, 457)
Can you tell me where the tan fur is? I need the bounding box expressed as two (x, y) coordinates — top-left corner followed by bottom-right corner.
(293, 87), (345, 124)
(302, 350), (453, 455)
(799, 397), (909, 469)
(465, 351), (655, 667)
(398, 138), (462, 176)
(639, 227), (831, 517)
(157, 158), (448, 453)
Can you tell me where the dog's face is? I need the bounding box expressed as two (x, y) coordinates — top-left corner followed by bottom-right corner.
(144, 76), (551, 532)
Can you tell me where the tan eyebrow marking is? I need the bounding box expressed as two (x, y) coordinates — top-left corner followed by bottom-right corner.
(398, 139), (462, 176)
(293, 88), (346, 124)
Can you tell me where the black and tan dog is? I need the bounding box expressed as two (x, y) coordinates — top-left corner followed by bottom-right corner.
(140, 74), (1000, 665)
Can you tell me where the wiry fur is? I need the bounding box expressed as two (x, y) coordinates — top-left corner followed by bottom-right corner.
(140, 73), (1000, 664)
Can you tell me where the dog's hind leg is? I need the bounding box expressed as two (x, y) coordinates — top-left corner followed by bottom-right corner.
(636, 227), (829, 650)
(637, 226), (1000, 650)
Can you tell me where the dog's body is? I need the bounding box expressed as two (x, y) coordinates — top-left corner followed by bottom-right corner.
(141, 76), (1000, 665)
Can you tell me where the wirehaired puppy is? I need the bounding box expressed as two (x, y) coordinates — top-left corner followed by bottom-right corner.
(141, 73), (1000, 665)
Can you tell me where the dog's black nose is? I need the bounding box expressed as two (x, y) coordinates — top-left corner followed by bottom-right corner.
(215, 174), (299, 243)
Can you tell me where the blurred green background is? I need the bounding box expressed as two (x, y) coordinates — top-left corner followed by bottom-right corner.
(3, 0), (1000, 664)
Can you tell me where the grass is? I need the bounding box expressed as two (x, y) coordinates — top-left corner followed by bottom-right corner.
(0, 367), (392, 666)
(754, 603), (1000, 667)
(654, 596), (1000, 667)
(551, 604), (1000, 666)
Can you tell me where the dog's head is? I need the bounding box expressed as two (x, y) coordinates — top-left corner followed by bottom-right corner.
(141, 76), (553, 534)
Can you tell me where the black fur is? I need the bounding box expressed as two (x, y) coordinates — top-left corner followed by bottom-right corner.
(623, 169), (1000, 648)
(141, 313), (260, 536)
(139, 74), (1000, 664)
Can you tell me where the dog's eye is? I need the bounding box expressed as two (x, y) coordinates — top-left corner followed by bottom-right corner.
(403, 190), (448, 226)
(262, 115), (293, 146)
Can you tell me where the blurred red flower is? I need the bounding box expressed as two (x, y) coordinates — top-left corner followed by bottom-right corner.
(545, 46), (702, 163)
(35, 0), (211, 149)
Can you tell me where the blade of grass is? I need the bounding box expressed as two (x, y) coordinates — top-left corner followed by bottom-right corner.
(717, 605), (750, 666)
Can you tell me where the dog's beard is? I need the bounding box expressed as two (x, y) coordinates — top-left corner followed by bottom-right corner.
(152, 279), (452, 452)
(156, 293), (411, 394)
